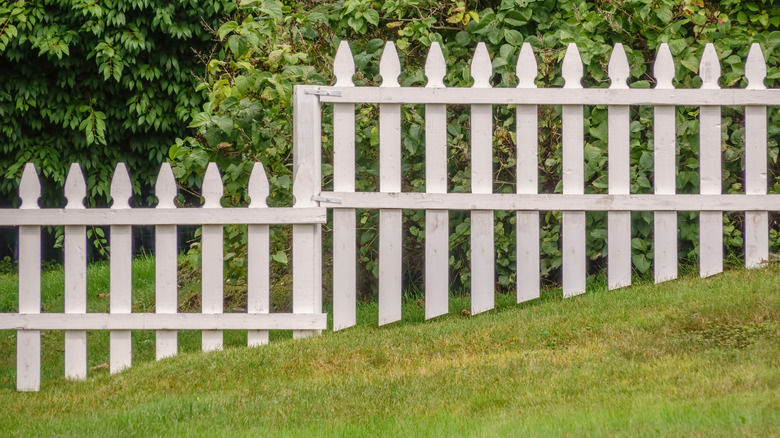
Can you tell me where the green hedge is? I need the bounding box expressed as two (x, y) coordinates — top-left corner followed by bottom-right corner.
(0, 0), (235, 207)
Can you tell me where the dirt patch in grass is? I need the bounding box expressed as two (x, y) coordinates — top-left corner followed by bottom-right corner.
(676, 322), (775, 350)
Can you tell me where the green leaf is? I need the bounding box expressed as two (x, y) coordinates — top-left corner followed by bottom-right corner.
(261, 0), (284, 22)
(270, 251), (288, 265)
(364, 9), (379, 26)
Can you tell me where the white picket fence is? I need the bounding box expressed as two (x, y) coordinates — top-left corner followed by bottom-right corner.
(0, 150), (326, 391)
(306, 40), (780, 331)
(3, 40), (780, 391)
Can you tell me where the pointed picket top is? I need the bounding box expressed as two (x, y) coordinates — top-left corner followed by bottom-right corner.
(608, 43), (630, 89)
(19, 163), (41, 210)
(292, 162), (314, 207)
(515, 43), (537, 89)
(425, 42), (446, 88)
(745, 43), (767, 90)
(64, 163), (86, 209)
(699, 43), (721, 89)
(379, 41), (400, 88)
(155, 163), (177, 209)
(333, 40), (355, 87)
(562, 43), (583, 89)
(110, 163), (132, 209)
(471, 42), (492, 88)
(202, 162), (223, 209)
(248, 162), (269, 208)
(653, 43), (675, 89)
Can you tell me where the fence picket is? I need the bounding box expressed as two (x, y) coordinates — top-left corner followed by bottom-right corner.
(247, 163), (270, 345)
(155, 164), (178, 359)
(109, 164), (132, 373)
(470, 42), (495, 314)
(745, 43), (768, 268)
(292, 86), (323, 339)
(333, 41), (357, 330)
(17, 164), (41, 391)
(698, 44), (723, 277)
(607, 43), (632, 289)
(378, 41), (403, 325)
(515, 43), (540, 303)
(561, 43), (586, 297)
(653, 43), (678, 283)
(64, 164), (87, 380)
(424, 42), (450, 319)
(201, 163), (224, 351)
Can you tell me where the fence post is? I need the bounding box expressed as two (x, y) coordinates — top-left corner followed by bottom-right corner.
(293, 85), (322, 338)
(247, 163), (271, 346)
(17, 164), (41, 391)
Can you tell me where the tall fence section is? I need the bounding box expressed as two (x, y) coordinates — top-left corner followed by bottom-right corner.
(2, 40), (779, 391)
(310, 40), (779, 330)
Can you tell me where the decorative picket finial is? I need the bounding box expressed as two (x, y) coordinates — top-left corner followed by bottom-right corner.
(653, 43), (675, 89)
(471, 42), (492, 88)
(19, 163), (40, 210)
(64, 163), (86, 209)
(425, 42), (446, 88)
(699, 43), (720, 89)
(333, 40), (355, 87)
(379, 41), (400, 88)
(745, 43), (766, 90)
(155, 163), (177, 209)
(248, 162), (269, 208)
(202, 162), (223, 209)
(110, 163), (132, 209)
(515, 43), (537, 88)
(608, 43), (629, 89)
(562, 43), (583, 89)
(292, 162), (313, 206)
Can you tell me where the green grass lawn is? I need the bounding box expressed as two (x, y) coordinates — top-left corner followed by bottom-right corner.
(0, 258), (778, 436)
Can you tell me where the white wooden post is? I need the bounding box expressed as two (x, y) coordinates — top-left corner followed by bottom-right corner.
(109, 163), (132, 373)
(378, 41), (403, 325)
(332, 41), (357, 330)
(293, 85), (322, 338)
(155, 163), (178, 359)
(561, 43), (586, 297)
(607, 43), (632, 289)
(515, 43), (540, 303)
(17, 163), (41, 391)
(424, 42), (449, 319)
(653, 43), (678, 283)
(201, 163), (224, 351)
(64, 163), (87, 380)
(247, 163), (271, 345)
(744, 43), (768, 268)
(698, 43), (723, 277)
(470, 42), (495, 314)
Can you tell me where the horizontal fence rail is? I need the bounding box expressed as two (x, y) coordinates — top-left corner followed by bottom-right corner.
(319, 39), (776, 331)
(2, 160), (323, 391)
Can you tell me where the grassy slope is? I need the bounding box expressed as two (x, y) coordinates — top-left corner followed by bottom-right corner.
(0, 260), (778, 436)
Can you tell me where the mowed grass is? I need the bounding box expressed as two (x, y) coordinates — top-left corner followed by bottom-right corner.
(0, 257), (778, 436)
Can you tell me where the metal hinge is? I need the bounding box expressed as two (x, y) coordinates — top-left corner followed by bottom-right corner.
(304, 89), (343, 97)
(312, 195), (342, 204)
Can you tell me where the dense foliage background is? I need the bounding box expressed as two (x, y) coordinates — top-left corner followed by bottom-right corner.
(3, 0), (780, 299)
